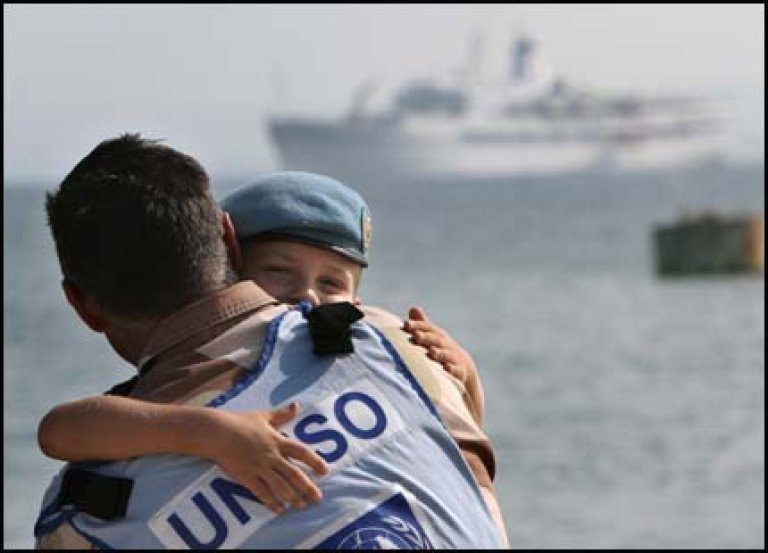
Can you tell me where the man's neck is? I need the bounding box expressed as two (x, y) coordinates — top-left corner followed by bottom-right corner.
(101, 280), (240, 367)
(105, 318), (162, 368)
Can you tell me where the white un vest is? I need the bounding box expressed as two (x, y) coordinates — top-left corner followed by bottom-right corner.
(35, 303), (505, 549)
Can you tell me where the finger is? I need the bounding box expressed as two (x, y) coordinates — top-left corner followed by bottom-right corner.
(243, 475), (285, 515)
(426, 346), (447, 363)
(263, 466), (307, 511)
(267, 402), (300, 427)
(405, 320), (440, 334)
(275, 461), (324, 504)
(412, 331), (449, 350)
(407, 306), (429, 322)
(408, 321), (451, 342)
(281, 440), (330, 476)
(429, 347), (462, 368)
(443, 362), (465, 379)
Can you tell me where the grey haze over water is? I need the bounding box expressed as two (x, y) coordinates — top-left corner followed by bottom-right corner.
(4, 4), (764, 181)
(4, 162), (764, 548)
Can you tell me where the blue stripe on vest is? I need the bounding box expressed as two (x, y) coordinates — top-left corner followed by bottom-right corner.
(370, 326), (443, 425)
(69, 517), (115, 550)
(206, 307), (290, 409)
(34, 504), (75, 538)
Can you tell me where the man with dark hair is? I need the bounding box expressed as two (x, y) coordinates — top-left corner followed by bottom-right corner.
(47, 133), (235, 328)
(35, 134), (507, 549)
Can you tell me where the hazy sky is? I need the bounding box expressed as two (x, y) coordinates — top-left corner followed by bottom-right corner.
(4, 3), (764, 182)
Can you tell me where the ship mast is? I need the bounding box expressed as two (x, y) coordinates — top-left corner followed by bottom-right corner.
(510, 33), (536, 84)
(451, 30), (484, 94)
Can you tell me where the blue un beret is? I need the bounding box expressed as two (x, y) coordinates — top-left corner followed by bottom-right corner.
(220, 171), (372, 267)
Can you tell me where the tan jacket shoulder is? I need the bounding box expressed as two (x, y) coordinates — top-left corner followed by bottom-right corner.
(36, 521), (95, 550)
(360, 305), (496, 485)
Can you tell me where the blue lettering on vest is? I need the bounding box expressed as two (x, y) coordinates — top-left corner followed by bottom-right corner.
(167, 491), (228, 549)
(292, 391), (391, 463)
(210, 477), (260, 525)
(161, 391), (392, 548)
(335, 391), (388, 439)
(294, 413), (348, 463)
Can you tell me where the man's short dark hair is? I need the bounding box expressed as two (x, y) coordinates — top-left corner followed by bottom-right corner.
(46, 133), (235, 320)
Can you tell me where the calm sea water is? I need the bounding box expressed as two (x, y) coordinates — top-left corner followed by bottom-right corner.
(4, 162), (764, 548)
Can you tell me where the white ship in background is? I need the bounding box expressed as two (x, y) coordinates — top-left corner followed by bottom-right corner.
(267, 33), (728, 182)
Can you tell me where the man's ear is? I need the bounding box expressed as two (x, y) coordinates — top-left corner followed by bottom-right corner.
(62, 279), (108, 333)
(222, 211), (243, 274)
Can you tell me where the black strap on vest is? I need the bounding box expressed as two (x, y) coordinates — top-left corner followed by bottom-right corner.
(55, 467), (134, 520)
(304, 301), (364, 355)
(104, 375), (139, 397)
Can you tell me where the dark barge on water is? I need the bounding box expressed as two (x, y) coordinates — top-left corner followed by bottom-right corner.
(653, 212), (764, 276)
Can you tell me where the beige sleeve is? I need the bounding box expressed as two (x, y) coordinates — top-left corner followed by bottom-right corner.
(480, 486), (511, 549)
(36, 521), (96, 550)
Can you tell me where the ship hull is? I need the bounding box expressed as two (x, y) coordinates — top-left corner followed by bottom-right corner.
(268, 119), (724, 184)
